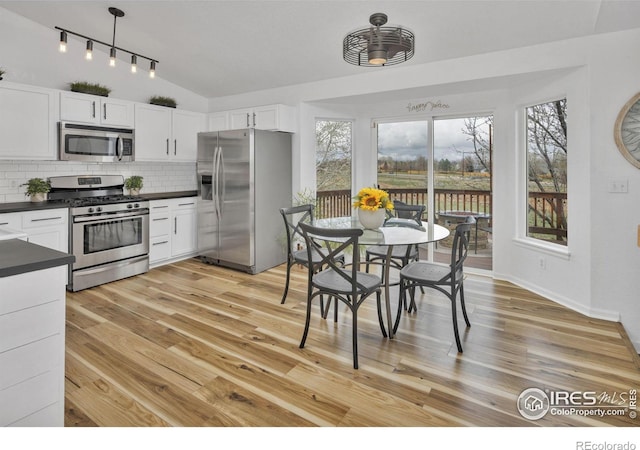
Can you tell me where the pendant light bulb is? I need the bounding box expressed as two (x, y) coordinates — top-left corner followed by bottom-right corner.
(59, 31), (67, 53)
(85, 40), (93, 60)
(131, 55), (137, 73)
(149, 61), (156, 79)
(109, 47), (116, 67)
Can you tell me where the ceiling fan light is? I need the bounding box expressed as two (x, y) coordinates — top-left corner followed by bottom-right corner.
(368, 49), (387, 65)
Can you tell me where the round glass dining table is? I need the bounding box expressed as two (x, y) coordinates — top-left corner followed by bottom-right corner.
(311, 216), (450, 338)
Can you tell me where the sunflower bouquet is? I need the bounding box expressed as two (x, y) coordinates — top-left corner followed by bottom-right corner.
(352, 187), (394, 211)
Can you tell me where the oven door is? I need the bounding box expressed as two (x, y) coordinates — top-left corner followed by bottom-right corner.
(72, 210), (149, 270)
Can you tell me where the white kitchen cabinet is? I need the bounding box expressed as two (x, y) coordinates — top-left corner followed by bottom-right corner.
(135, 104), (206, 162)
(20, 209), (68, 253)
(0, 264), (67, 426)
(60, 91), (134, 127)
(208, 111), (229, 132)
(0, 82), (57, 160)
(0, 209), (68, 253)
(226, 104), (296, 132)
(149, 197), (197, 267)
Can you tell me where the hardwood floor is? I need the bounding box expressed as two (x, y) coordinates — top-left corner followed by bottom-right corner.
(64, 258), (639, 427)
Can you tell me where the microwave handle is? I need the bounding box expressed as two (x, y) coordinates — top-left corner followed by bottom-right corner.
(116, 136), (123, 161)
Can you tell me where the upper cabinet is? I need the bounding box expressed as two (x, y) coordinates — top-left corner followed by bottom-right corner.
(0, 83), (57, 160)
(135, 103), (206, 162)
(60, 92), (134, 127)
(210, 104), (296, 133)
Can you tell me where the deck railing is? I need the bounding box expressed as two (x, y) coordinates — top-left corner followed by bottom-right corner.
(315, 188), (567, 241)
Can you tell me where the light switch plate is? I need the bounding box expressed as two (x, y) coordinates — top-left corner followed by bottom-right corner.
(608, 178), (629, 193)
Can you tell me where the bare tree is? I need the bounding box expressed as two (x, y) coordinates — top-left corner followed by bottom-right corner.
(315, 120), (352, 191)
(463, 116), (492, 172)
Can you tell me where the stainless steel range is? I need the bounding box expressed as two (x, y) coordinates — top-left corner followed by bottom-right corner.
(48, 175), (149, 291)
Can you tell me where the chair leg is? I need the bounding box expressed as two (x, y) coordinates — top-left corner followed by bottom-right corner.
(376, 291), (387, 338)
(451, 293), (463, 353)
(393, 282), (406, 335)
(299, 293), (313, 349)
(408, 286), (417, 313)
(281, 261), (293, 304)
(459, 283), (471, 327)
(352, 304), (359, 369)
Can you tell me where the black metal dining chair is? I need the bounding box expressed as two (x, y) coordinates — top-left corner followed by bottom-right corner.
(365, 201), (426, 303)
(297, 222), (387, 369)
(394, 216), (475, 353)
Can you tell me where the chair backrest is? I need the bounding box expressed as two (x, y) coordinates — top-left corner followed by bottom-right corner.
(298, 222), (368, 293)
(449, 216), (476, 281)
(279, 205), (315, 258)
(392, 202), (425, 224)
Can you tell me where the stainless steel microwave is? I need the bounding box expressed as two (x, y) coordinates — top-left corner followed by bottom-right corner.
(59, 122), (134, 162)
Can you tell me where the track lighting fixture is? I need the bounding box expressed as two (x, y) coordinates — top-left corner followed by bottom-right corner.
(56, 7), (158, 78)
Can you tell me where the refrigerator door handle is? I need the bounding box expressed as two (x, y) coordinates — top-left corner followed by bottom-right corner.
(213, 146), (221, 220)
(218, 148), (226, 218)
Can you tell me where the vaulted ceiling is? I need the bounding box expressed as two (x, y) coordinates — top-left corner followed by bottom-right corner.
(2, 0), (639, 98)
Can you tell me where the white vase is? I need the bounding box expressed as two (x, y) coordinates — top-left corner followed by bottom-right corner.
(30, 192), (46, 202)
(358, 208), (386, 229)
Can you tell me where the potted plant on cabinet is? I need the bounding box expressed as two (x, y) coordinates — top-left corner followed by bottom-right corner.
(124, 175), (143, 195)
(22, 177), (50, 202)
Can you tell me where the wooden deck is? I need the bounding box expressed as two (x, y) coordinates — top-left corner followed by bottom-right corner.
(63, 258), (639, 428)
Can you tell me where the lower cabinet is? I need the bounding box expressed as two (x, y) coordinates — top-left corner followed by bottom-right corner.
(149, 197), (197, 267)
(0, 265), (67, 426)
(0, 208), (68, 253)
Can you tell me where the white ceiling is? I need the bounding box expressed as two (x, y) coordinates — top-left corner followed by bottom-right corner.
(2, 0), (639, 99)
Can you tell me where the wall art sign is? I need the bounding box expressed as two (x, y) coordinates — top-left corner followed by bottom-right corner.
(406, 100), (450, 113)
(614, 91), (640, 169)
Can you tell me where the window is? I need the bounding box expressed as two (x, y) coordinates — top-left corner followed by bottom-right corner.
(525, 99), (567, 245)
(314, 120), (352, 218)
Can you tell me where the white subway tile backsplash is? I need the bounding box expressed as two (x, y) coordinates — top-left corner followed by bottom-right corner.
(0, 160), (197, 202)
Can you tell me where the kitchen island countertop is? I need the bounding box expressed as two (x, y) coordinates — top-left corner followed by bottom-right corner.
(0, 239), (75, 278)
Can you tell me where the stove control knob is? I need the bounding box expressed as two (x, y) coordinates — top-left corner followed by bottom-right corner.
(127, 204), (133, 209)
(134, 203), (140, 208)
(88, 207), (94, 213)
(97, 207), (103, 212)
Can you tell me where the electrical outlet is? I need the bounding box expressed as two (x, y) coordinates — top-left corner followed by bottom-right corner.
(538, 256), (546, 270)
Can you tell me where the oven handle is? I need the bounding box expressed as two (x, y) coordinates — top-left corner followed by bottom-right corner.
(116, 136), (123, 161)
(73, 209), (149, 223)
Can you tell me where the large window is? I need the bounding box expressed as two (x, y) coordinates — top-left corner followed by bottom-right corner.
(525, 99), (568, 245)
(314, 120), (352, 218)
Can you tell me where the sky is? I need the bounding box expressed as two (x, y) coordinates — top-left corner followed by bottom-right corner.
(377, 118), (490, 162)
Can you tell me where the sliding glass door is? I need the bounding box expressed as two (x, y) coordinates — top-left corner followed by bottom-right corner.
(375, 115), (493, 270)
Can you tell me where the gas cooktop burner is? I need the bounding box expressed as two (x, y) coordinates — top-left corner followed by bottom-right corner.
(50, 195), (144, 207)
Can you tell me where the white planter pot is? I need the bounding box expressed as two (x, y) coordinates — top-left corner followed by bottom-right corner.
(30, 192), (46, 202)
(358, 208), (386, 229)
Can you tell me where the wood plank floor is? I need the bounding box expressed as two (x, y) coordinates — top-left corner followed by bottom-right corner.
(64, 258), (639, 427)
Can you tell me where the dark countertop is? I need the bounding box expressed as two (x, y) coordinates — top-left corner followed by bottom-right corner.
(0, 239), (75, 278)
(0, 191), (198, 214)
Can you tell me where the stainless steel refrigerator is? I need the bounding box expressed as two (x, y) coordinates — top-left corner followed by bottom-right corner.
(197, 128), (292, 274)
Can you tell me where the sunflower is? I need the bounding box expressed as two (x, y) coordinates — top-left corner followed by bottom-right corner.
(353, 187), (394, 211)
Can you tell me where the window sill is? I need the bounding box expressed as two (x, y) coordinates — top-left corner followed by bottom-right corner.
(512, 237), (571, 260)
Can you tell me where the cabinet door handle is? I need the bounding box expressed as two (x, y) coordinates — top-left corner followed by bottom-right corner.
(92, 101), (96, 118)
(246, 113), (250, 128)
(152, 205), (169, 210)
(174, 139), (177, 156)
(166, 138), (169, 155)
(178, 202), (195, 207)
(30, 216), (62, 222)
(103, 103), (107, 120)
(0, 222), (8, 226)
(252, 112), (256, 127)
(152, 240), (169, 246)
(152, 217), (169, 221)
(174, 217), (177, 234)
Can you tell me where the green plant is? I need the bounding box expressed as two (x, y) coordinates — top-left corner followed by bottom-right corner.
(22, 178), (50, 196)
(124, 175), (143, 190)
(70, 81), (111, 97)
(149, 96), (177, 108)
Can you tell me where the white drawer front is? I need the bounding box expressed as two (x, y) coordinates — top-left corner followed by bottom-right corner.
(21, 209), (67, 229)
(0, 370), (61, 426)
(150, 214), (171, 237)
(150, 235), (171, 262)
(0, 266), (66, 315)
(0, 300), (63, 353)
(0, 334), (62, 390)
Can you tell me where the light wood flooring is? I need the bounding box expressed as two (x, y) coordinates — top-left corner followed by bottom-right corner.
(64, 258), (639, 427)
